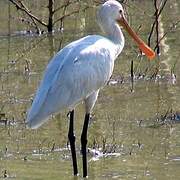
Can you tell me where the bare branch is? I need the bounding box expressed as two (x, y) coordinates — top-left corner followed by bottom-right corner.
(154, 0), (160, 54)
(53, 9), (80, 25)
(18, 0), (41, 32)
(9, 0), (47, 27)
(53, 0), (77, 14)
(59, 0), (71, 30)
(158, 0), (168, 17)
(148, 21), (156, 47)
(148, 0), (168, 48)
(154, 19), (180, 51)
(47, 0), (55, 32)
(53, 4), (89, 26)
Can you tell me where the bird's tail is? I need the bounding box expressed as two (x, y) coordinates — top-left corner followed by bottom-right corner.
(26, 109), (50, 129)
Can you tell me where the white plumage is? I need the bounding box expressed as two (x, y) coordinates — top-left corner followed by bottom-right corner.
(26, 1), (155, 177)
(27, 5), (125, 129)
(27, 0), (154, 129)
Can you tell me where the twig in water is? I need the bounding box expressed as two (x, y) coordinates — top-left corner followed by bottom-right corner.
(3, 170), (8, 178)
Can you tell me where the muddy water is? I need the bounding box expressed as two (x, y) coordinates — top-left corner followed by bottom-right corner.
(0, 0), (180, 179)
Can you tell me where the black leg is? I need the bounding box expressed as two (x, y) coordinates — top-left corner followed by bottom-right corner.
(81, 113), (90, 178)
(68, 110), (78, 176)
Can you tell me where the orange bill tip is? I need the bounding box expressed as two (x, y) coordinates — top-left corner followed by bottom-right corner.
(139, 43), (156, 60)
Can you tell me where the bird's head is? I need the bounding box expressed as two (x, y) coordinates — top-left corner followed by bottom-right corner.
(98, 0), (155, 60)
(99, 0), (124, 21)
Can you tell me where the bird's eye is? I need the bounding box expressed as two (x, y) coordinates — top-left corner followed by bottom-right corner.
(119, 9), (123, 14)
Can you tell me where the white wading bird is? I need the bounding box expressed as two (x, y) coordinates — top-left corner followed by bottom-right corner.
(26, 0), (155, 177)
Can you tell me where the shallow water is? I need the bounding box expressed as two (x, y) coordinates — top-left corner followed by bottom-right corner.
(0, 0), (180, 179)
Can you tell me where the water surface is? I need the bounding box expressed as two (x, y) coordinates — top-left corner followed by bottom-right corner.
(0, 0), (180, 179)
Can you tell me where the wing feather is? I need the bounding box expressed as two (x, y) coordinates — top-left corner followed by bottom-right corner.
(27, 35), (116, 128)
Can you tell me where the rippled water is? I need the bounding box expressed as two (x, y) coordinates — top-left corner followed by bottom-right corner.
(0, 0), (180, 179)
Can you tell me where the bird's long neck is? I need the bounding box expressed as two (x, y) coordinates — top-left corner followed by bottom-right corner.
(108, 23), (124, 44)
(108, 23), (124, 54)
(101, 20), (125, 58)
